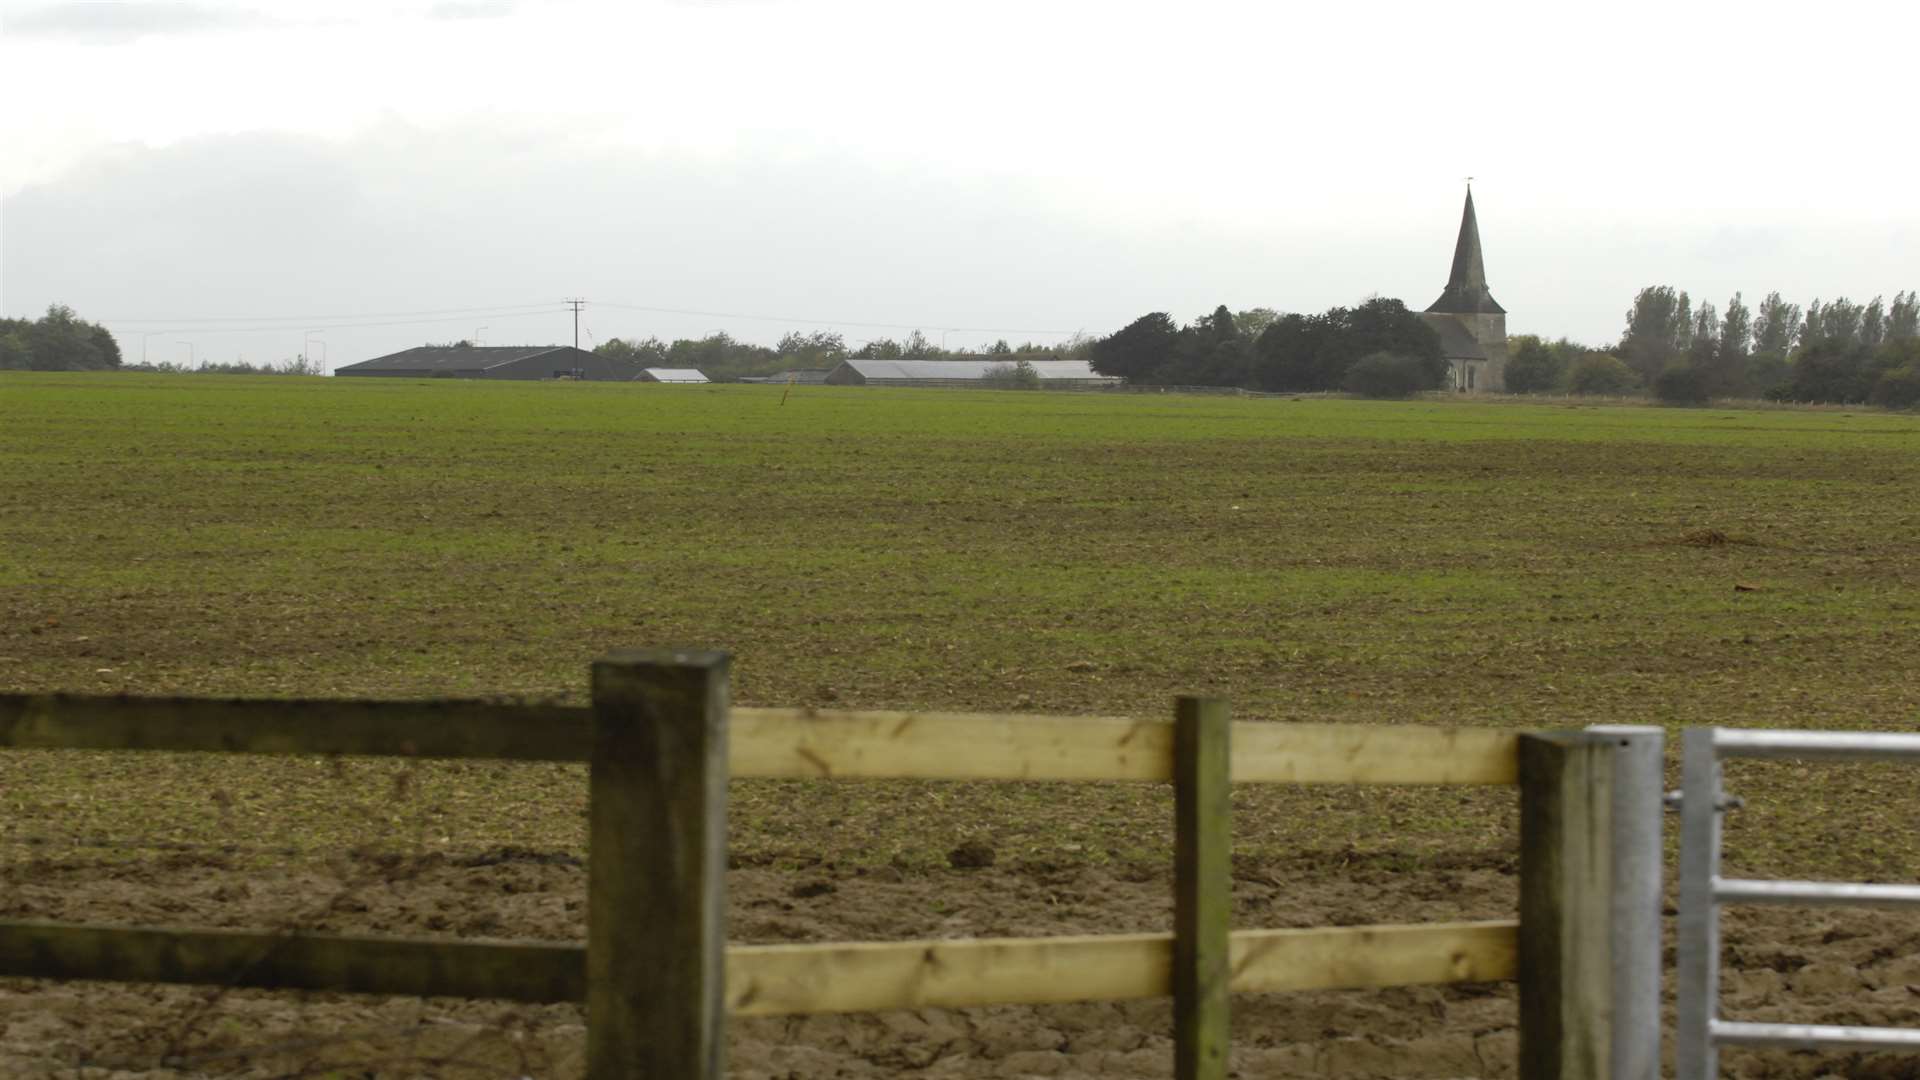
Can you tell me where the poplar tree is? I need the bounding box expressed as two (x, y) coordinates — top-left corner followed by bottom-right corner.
(1888, 291), (1919, 342)
(1751, 292), (1802, 356)
(1719, 293), (1753, 359)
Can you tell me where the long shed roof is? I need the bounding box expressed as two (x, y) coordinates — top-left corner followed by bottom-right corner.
(642, 368), (709, 383)
(337, 345), (581, 373)
(836, 358), (1110, 381)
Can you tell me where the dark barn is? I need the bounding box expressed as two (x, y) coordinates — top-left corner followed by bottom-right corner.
(334, 345), (641, 381)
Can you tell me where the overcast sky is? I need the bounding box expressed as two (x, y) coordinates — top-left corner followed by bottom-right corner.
(2, 0), (1915, 368)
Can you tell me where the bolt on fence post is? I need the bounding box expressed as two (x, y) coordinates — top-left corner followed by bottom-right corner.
(1586, 725), (1665, 1080)
(587, 649), (731, 1080)
(1172, 696), (1231, 1080)
(1519, 731), (1627, 1080)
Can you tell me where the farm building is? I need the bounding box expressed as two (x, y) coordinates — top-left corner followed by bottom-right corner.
(335, 345), (638, 381)
(824, 359), (1120, 389)
(636, 368), (710, 384)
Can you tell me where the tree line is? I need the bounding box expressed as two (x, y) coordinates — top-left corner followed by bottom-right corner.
(1081, 287), (1920, 406)
(1591, 287), (1918, 405)
(1089, 299), (1450, 396)
(13, 292), (1918, 407)
(594, 329), (1088, 381)
(0, 305), (121, 371)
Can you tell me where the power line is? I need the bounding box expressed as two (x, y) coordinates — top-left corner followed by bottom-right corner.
(118, 309), (564, 338)
(99, 302), (565, 326)
(586, 300), (1078, 337)
(96, 299), (1085, 342)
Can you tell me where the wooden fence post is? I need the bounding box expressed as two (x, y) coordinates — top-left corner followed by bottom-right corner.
(587, 649), (731, 1080)
(1173, 696), (1231, 1080)
(1518, 731), (1617, 1080)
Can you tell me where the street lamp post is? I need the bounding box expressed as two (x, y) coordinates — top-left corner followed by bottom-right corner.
(303, 330), (327, 373)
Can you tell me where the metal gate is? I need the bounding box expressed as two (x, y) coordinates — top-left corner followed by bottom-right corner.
(1676, 726), (1920, 1077)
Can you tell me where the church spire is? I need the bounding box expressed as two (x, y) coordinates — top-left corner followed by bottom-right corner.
(1426, 185), (1505, 315)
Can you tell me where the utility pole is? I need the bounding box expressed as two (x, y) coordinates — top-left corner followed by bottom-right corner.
(566, 299), (586, 350)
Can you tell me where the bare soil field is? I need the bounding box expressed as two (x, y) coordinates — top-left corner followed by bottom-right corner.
(9, 846), (1920, 1078)
(5, 376), (1920, 1077)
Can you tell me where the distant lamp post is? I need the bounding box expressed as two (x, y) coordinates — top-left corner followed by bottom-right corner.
(177, 341), (195, 368)
(474, 326), (488, 345)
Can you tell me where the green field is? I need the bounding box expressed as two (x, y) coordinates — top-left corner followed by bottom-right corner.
(5, 373), (1920, 879)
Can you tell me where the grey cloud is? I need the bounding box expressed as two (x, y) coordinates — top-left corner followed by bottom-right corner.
(6, 125), (1901, 364)
(3, 2), (272, 43)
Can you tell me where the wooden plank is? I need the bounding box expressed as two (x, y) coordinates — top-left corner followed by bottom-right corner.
(730, 707), (1162, 780)
(728, 932), (1169, 1015)
(0, 920), (583, 1002)
(734, 708), (1520, 786)
(0, 919), (1517, 1014)
(588, 650), (730, 1080)
(1230, 721), (1519, 786)
(1173, 697), (1231, 1080)
(1519, 732), (1616, 1080)
(0, 692), (591, 761)
(728, 921), (1518, 1015)
(1, 695), (1519, 787)
(1229, 920), (1518, 994)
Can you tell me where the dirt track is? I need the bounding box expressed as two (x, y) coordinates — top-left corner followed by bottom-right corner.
(6, 848), (1920, 1078)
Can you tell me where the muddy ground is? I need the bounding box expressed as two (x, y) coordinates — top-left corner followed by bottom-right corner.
(5, 847), (1920, 1079)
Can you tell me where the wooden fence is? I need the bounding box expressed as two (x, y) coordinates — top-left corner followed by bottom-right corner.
(0, 649), (1641, 1079)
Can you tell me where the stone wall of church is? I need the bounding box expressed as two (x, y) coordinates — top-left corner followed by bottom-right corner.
(1460, 312), (1509, 393)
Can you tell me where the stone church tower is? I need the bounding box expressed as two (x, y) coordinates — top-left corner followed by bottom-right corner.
(1420, 187), (1508, 392)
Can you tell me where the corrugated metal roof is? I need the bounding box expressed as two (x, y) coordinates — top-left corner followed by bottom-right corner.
(642, 368), (709, 383)
(740, 369), (834, 385)
(836, 359), (1109, 380)
(337, 346), (570, 373)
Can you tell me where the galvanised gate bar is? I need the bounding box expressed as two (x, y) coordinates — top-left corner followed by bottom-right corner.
(1676, 726), (1920, 1078)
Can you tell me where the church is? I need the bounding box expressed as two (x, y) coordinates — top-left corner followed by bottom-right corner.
(1421, 187), (1508, 392)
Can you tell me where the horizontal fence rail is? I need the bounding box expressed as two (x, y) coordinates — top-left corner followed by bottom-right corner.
(1715, 878), (1920, 907)
(1712, 728), (1920, 761)
(0, 919), (1518, 1015)
(0, 695), (1518, 786)
(1711, 1021), (1920, 1052)
(0, 694), (595, 761)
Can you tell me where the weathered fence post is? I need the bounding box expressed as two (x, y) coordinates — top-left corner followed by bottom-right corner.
(1518, 730), (1646, 1080)
(1173, 696), (1231, 1080)
(587, 649), (731, 1080)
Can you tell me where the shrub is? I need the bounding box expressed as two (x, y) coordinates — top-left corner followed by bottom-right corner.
(1869, 365), (1920, 409)
(1567, 353), (1639, 396)
(1503, 336), (1565, 393)
(1342, 352), (1437, 399)
(1653, 362), (1710, 405)
(1743, 352), (1791, 398)
(981, 358), (1041, 390)
(1772, 338), (1874, 403)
